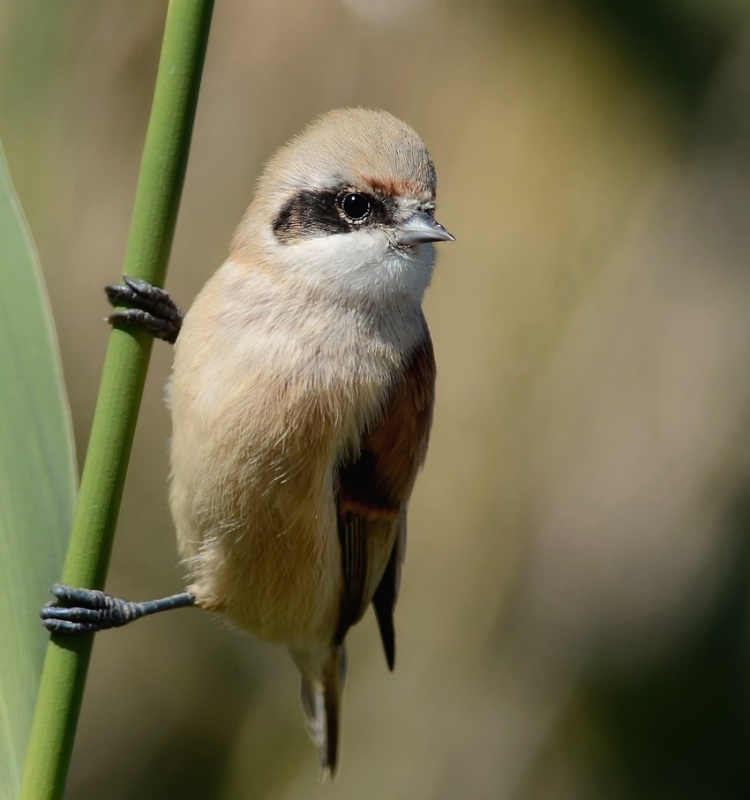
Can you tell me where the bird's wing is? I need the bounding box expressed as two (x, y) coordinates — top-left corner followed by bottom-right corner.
(335, 327), (435, 669)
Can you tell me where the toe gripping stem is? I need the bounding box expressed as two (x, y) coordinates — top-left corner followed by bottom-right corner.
(105, 275), (183, 344)
(41, 584), (196, 635)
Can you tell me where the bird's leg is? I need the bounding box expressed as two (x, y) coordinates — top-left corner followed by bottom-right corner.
(105, 275), (183, 343)
(41, 583), (196, 635)
(42, 279), (187, 635)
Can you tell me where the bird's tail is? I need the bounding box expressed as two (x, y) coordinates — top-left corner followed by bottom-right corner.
(299, 644), (347, 778)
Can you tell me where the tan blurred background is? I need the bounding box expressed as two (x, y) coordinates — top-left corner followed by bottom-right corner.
(3, 1), (750, 798)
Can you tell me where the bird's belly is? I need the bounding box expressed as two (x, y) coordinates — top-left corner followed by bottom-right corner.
(210, 512), (341, 643)
(170, 424), (343, 644)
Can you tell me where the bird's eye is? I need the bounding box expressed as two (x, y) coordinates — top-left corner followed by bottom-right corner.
(340, 192), (371, 222)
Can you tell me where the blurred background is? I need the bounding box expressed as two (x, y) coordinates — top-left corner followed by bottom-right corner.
(3, 1), (750, 797)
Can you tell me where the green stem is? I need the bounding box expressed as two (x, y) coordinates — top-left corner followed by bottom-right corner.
(19, 2), (214, 797)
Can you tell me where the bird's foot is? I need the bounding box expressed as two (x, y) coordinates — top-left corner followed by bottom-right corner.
(41, 583), (195, 634)
(105, 275), (182, 343)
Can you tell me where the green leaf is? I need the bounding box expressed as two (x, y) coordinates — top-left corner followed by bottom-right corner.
(0, 141), (76, 799)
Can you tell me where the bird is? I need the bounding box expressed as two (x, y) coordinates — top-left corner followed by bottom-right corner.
(42, 107), (454, 776)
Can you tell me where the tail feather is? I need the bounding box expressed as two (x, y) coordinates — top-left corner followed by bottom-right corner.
(299, 645), (347, 778)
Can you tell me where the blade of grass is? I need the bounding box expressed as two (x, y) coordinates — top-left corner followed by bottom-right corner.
(0, 141), (76, 800)
(18, 2), (215, 798)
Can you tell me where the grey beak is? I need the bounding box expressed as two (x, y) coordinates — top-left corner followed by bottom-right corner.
(397, 211), (455, 245)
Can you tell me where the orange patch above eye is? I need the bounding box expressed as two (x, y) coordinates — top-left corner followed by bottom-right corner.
(364, 176), (422, 198)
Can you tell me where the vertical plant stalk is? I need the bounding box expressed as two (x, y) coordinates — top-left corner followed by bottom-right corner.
(19, 2), (214, 798)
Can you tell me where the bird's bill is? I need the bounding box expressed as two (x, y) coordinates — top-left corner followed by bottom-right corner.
(396, 211), (455, 245)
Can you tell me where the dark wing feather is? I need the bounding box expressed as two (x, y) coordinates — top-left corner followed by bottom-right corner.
(335, 326), (435, 668)
(335, 511), (399, 645)
(371, 510), (404, 670)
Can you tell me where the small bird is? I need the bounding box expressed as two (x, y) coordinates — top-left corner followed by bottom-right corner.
(42, 108), (453, 775)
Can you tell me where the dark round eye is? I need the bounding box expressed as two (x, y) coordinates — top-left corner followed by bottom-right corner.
(340, 192), (371, 222)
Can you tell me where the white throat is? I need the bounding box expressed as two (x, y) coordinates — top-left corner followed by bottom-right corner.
(263, 226), (435, 306)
